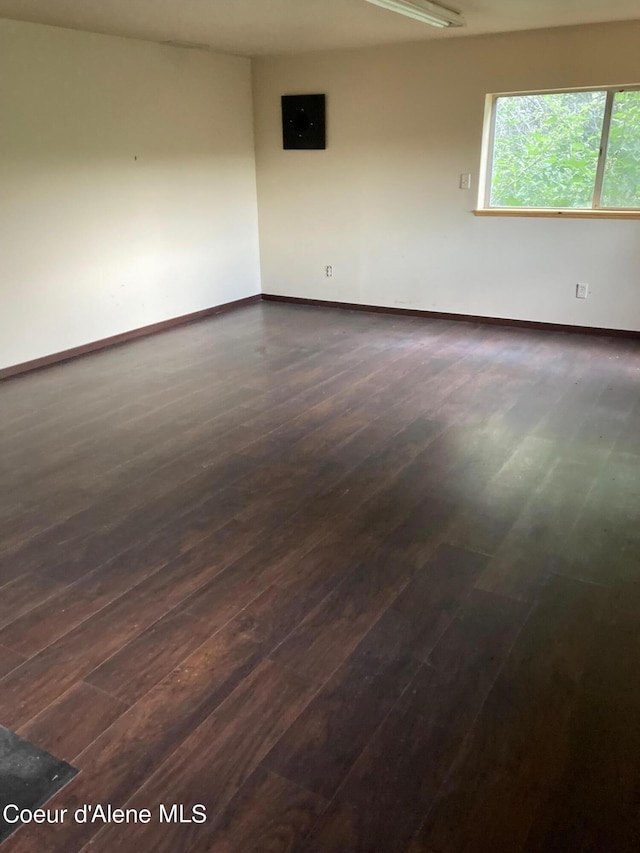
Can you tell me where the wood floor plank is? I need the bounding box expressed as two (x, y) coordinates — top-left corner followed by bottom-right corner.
(0, 307), (263, 437)
(0, 529), (271, 728)
(0, 572), (63, 629)
(188, 766), (327, 853)
(294, 590), (528, 852)
(443, 434), (559, 557)
(269, 546), (416, 684)
(0, 319), (378, 548)
(2, 473), (251, 585)
(551, 450), (640, 587)
(0, 517), (247, 658)
(87, 660), (317, 853)
(615, 396), (640, 456)
(0, 337), (430, 591)
(17, 681), (127, 763)
(410, 575), (606, 853)
(0, 643), (25, 679)
(262, 612), (419, 799)
(5, 619), (268, 852)
(84, 609), (215, 706)
(399, 588), (531, 727)
(1, 303), (638, 853)
(523, 582), (640, 852)
(299, 704), (461, 853)
(474, 447), (608, 601)
(0, 426), (259, 559)
(387, 544), (488, 661)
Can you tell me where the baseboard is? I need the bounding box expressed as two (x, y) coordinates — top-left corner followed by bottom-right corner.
(261, 294), (640, 339)
(4, 290), (637, 381)
(0, 294), (261, 381)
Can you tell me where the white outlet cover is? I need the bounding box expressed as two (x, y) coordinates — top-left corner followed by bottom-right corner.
(576, 283), (589, 299)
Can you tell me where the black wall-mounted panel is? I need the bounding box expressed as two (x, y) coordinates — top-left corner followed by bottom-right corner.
(282, 94), (326, 150)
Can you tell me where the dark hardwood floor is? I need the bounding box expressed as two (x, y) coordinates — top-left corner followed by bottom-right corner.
(1, 301), (639, 852)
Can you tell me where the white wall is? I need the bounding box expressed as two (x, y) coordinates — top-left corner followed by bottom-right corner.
(0, 19), (261, 370)
(253, 21), (640, 331)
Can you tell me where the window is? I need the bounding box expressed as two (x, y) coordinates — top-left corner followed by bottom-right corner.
(478, 87), (640, 216)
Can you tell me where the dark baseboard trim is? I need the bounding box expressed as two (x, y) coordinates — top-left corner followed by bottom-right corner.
(0, 294), (261, 381)
(261, 294), (640, 340)
(3, 290), (637, 381)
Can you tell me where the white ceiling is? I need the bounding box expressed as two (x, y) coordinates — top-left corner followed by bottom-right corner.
(0, 0), (638, 56)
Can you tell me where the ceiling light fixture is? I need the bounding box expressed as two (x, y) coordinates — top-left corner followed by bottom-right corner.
(364, 0), (465, 28)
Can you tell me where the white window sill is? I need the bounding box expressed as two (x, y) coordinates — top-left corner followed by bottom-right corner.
(474, 208), (640, 219)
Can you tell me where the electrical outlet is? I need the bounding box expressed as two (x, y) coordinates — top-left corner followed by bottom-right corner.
(460, 173), (472, 190)
(325, 265), (333, 278)
(576, 283), (589, 299)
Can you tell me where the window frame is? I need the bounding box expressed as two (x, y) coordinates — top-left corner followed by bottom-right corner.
(476, 84), (640, 218)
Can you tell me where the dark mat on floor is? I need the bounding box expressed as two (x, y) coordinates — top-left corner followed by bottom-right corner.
(0, 726), (78, 843)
